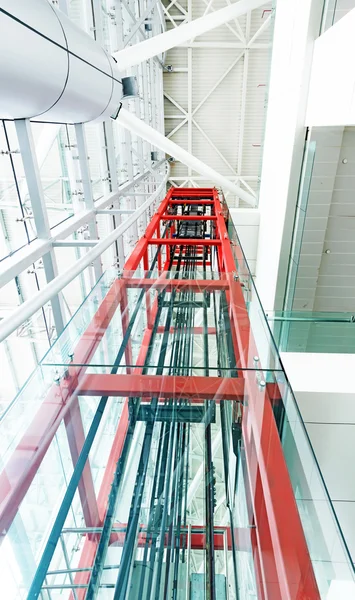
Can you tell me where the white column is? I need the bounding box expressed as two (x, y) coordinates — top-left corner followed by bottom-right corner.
(15, 119), (65, 336)
(118, 107), (256, 204)
(255, 0), (323, 311)
(74, 123), (103, 281)
(306, 9), (355, 127)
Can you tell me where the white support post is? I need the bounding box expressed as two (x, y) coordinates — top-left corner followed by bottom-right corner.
(255, 0), (323, 310)
(104, 121), (119, 191)
(74, 123), (103, 282)
(0, 164), (163, 289)
(114, 0), (268, 69)
(0, 164), (169, 343)
(187, 0), (192, 179)
(118, 107), (256, 205)
(14, 119), (65, 336)
(124, 127), (139, 244)
(237, 12), (250, 176)
(92, 0), (104, 46)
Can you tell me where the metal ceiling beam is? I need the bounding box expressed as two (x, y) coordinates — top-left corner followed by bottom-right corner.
(198, 0), (245, 43)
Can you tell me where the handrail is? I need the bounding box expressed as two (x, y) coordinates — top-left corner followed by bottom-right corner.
(0, 162), (170, 343)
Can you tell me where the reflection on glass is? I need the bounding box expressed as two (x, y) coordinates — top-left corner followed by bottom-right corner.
(268, 310), (355, 353)
(321, 0), (355, 33)
(283, 140), (316, 313)
(0, 121), (37, 260)
(84, 122), (107, 201)
(278, 372), (355, 597)
(31, 122), (75, 229)
(1, 197), (355, 599)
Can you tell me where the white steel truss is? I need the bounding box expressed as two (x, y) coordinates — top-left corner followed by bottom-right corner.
(162, 0), (273, 203)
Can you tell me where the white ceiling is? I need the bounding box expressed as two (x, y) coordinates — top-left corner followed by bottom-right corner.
(162, 0), (273, 206)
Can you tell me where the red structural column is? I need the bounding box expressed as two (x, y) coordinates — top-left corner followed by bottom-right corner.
(71, 303), (160, 598)
(0, 279), (123, 539)
(64, 398), (100, 529)
(119, 282), (133, 373)
(213, 190), (320, 599)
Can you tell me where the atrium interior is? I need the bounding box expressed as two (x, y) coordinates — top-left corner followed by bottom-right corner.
(1, 1), (355, 599)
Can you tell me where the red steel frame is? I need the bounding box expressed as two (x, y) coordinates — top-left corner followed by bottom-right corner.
(0, 187), (320, 600)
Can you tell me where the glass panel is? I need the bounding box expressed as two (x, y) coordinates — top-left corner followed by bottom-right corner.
(31, 122), (75, 229)
(283, 140), (316, 311)
(268, 310), (355, 353)
(84, 122), (107, 202)
(321, 0), (355, 33)
(11, 365), (355, 599)
(41, 268), (283, 374)
(276, 371), (355, 597)
(0, 121), (36, 260)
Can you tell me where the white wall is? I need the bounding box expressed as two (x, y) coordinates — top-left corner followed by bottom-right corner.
(229, 208), (259, 275)
(306, 9), (355, 127)
(281, 351), (355, 562)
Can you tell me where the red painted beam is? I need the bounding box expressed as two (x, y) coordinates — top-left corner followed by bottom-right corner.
(160, 215), (217, 221)
(168, 200), (214, 205)
(155, 326), (216, 335)
(0, 280), (123, 540)
(76, 373), (244, 401)
(213, 190), (320, 599)
(149, 238), (220, 246)
(171, 261), (211, 267)
(107, 524), (251, 552)
(171, 187), (213, 194)
(122, 277), (228, 292)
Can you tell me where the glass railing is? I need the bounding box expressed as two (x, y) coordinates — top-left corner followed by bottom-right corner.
(0, 249), (354, 597)
(268, 310), (355, 353)
(321, 0), (355, 33)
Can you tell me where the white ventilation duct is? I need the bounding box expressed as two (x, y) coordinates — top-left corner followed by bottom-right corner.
(0, 0), (122, 122)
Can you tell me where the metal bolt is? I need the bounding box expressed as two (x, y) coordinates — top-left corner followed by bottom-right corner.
(253, 356), (259, 362)
(259, 380), (266, 388)
(233, 273), (239, 281)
